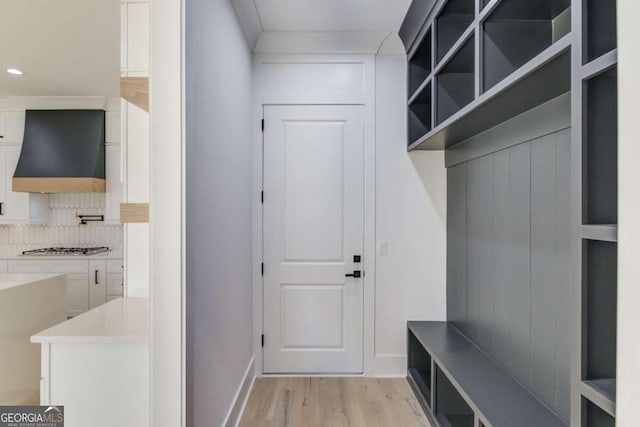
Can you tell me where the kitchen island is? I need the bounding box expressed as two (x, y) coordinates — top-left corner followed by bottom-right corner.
(32, 297), (149, 427)
(0, 274), (66, 405)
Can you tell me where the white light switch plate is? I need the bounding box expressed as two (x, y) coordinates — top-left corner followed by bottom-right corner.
(378, 241), (388, 256)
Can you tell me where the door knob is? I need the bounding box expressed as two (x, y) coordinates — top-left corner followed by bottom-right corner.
(345, 271), (362, 278)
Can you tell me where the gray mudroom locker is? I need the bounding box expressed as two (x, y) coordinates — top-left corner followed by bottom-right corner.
(399, 0), (618, 426)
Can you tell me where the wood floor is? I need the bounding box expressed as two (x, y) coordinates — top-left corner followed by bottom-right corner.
(239, 377), (431, 427)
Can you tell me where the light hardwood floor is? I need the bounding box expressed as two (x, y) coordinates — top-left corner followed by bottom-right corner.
(239, 377), (431, 427)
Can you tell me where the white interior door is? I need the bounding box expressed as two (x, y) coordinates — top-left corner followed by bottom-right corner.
(263, 105), (365, 374)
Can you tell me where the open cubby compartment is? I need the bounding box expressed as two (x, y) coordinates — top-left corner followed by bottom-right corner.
(436, 0), (475, 63)
(583, 398), (615, 427)
(436, 35), (475, 125)
(583, 240), (617, 383)
(408, 329), (433, 406)
(584, 0), (617, 64)
(584, 67), (618, 225)
(409, 29), (433, 97)
(435, 365), (475, 427)
(409, 83), (433, 145)
(482, 0), (571, 91)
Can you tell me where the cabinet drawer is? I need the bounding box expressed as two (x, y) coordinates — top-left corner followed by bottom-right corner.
(51, 260), (88, 274)
(8, 260), (52, 273)
(107, 259), (124, 274)
(106, 273), (124, 296)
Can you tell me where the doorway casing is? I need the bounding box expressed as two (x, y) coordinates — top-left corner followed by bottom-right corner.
(252, 54), (377, 376)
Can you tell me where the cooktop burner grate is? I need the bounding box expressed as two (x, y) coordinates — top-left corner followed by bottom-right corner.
(21, 247), (110, 256)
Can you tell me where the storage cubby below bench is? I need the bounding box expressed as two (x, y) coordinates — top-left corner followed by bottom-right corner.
(407, 322), (566, 427)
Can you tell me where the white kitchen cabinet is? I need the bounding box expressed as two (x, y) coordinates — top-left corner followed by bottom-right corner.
(0, 112), (26, 143)
(0, 146), (48, 224)
(89, 261), (107, 309)
(0, 260), (7, 273)
(6, 258), (122, 317)
(105, 146), (123, 222)
(122, 2), (150, 75)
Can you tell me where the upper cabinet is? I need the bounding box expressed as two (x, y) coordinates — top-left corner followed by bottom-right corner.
(402, 0), (572, 150)
(121, 1), (150, 77)
(0, 145), (48, 224)
(0, 112), (26, 144)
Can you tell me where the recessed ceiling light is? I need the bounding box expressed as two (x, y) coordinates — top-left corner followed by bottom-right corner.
(6, 68), (23, 76)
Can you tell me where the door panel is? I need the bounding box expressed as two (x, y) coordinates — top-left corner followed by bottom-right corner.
(263, 105), (364, 374)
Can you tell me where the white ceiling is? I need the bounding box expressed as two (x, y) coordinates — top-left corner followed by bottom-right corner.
(254, 0), (412, 32)
(0, 0), (120, 98)
(233, 0), (412, 53)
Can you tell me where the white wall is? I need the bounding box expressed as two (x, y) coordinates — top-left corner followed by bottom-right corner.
(616, 1), (640, 424)
(185, 0), (254, 425)
(373, 54), (447, 375)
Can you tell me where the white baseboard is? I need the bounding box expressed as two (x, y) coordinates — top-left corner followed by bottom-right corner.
(223, 357), (256, 427)
(373, 354), (407, 377)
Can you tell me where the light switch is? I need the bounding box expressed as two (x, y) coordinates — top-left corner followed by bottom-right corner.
(378, 241), (388, 256)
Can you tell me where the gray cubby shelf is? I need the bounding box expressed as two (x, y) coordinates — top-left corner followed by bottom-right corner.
(584, 67), (618, 225)
(582, 379), (616, 417)
(409, 82), (433, 146)
(436, 35), (475, 125)
(407, 322), (566, 427)
(482, 0), (571, 91)
(410, 34), (571, 150)
(584, 0), (617, 64)
(579, 225), (617, 242)
(435, 0), (475, 64)
(584, 398), (616, 427)
(583, 240), (617, 384)
(409, 28), (433, 97)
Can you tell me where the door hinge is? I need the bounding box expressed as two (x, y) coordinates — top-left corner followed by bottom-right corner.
(261, 191), (264, 204)
(261, 334), (265, 347)
(261, 262), (264, 276)
(261, 119), (264, 132)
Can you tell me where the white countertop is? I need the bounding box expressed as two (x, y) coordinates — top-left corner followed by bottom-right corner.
(0, 273), (65, 292)
(0, 251), (124, 260)
(32, 298), (149, 344)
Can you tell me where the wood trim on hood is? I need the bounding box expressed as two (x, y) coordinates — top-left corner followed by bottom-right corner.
(12, 177), (106, 193)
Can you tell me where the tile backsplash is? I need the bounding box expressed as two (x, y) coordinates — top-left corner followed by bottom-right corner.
(0, 193), (122, 257)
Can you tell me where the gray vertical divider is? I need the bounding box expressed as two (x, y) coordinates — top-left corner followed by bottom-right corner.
(569, 1), (583, 425)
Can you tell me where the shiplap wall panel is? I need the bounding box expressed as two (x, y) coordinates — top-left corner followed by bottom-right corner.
(507, 142), (532, 388)
(447, 123), (571, 421)
(555, 128), (571, 424)
(492, 149), (511, 369)
(446, 164), (467, 327)
(530, 133), (559, 410)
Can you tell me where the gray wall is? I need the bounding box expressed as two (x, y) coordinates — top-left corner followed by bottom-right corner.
(446, 95), (571, 423)
(185, 0), (254, 425)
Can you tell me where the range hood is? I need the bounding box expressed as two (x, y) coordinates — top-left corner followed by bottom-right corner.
(12, 110), (106, 193)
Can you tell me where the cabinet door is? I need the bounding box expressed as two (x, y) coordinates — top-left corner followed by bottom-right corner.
(105, 146), (123, 222)
(0, 112), (25, 143)
(89, 261), (107, 309)
(0, 146), (29, 222)
(106, 273), (124, 298)
(0, 146), (48, 224)
(0, 260), (7, 273)
(66, 274), (89, 317)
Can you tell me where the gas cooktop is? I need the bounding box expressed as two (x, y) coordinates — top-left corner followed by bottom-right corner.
(21, 247), (110, 257)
